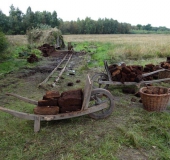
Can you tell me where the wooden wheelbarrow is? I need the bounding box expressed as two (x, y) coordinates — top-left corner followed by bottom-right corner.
(0, 75), (114, 132)
(92, 60), (170, 89)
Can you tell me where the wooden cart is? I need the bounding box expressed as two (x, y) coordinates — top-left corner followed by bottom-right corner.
(92, 60), (170, 89)
(0, 75), (114, 132)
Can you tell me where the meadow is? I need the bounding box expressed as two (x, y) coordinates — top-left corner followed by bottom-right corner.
(0, 34), (170, 160)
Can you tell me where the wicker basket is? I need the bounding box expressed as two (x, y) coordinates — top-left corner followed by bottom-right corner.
(140, 86), (170, 112)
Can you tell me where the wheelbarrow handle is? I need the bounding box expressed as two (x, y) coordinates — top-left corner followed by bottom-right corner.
(142, 68), (166, 77)
(6, 93), (38, 105)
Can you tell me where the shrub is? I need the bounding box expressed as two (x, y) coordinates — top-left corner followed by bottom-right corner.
(0, 31), (8, 55)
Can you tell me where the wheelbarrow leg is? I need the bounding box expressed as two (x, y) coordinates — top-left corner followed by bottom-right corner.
(34, 116), (41, 132)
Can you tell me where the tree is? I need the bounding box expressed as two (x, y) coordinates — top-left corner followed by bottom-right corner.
(8, 5), (23, 34)
(0, 31), (8, 56)
(143, 24), (152, 31)
(137, 24), (142, 30)
(51, 11), (59, 27)
(0, 10), (9, 33)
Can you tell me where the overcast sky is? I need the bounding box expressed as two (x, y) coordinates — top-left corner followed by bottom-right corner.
(0, 0), (170, 28)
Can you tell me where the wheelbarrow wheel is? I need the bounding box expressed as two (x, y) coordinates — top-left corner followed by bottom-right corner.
(89, 88), (114, 119)
(91, 73), (109, 89)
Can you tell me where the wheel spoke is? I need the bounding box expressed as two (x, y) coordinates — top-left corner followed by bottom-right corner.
(92, 73), (109, 89)
(89, 88), (114, 119)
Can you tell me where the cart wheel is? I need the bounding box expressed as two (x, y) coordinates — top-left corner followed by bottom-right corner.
(91, 73), (109, 89)
(89, 88), (114, 119)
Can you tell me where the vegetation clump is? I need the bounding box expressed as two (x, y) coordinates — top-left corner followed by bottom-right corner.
(27, 26), (65, 48)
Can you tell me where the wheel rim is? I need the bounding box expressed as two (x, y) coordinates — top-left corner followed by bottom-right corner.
(92, 73), (109, 89)
(89, 89), (113, 119)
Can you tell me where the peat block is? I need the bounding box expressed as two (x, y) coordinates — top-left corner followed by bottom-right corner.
(27, 54), (38, 63)
(59, 105), (82, 113)
(34, 106), (59, 115)
(144, 87), (166, 95)
(44, 91), (60, 99)
(122, 87), (136, 94)
(38, 99), (58, 106)
(58, 89), (83, 108)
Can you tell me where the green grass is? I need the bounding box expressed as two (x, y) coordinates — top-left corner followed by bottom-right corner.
(0, 58), (27, 74)
(0, 44), (43, 76)
(74, 40), (169, 69)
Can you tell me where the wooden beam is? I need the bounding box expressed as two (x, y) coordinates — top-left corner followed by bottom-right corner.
(82, 74), (92, 110)
(142, 68), (166, 77)
(6, 93), (38, 105)
(0, 103), (107, 121)
(34, 116), (41, 132)
(38, 54), (68, 87)
(0, 106), (35, 120)
(52, 53), (73, 87)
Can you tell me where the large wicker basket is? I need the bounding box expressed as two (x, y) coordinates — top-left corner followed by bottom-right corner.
(140, 86), (170, 112)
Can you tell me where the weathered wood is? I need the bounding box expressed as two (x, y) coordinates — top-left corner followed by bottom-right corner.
(52, 53), (73, 87)
(142, 68), (166, 77)
(141, 78), (170, 84)
(0, 106), (35, 120)
(104, 60), (112, 81)
(6, 93), (38, 105)
(0, 103), (107, 121)
(82, 75), (92, 110)
(68, 42), (73, 51)
(99, 77), (170, 86)
(99, 80), (139, 85)
(34, 116), (41, 132)
(38, 54), (68, 87)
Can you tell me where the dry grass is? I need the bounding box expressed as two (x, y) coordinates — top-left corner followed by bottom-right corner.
(7, 34), (170, 56)
(6, 35), (28, 45)
(63, 34), (170, 44)
(64, 34), (170, 59)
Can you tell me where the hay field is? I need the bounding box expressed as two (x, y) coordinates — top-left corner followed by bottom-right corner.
(7, 34), (170, 59)
(63, 34), (170, 44)
(7, 34), (170, 44)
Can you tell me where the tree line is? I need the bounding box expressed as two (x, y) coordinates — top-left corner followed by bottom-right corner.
(0, 5), (170, 35)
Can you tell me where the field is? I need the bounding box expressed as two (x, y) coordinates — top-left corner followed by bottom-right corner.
(0, 34), (170, 160)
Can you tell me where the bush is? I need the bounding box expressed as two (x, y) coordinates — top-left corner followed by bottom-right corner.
(0, 31), (8, 55)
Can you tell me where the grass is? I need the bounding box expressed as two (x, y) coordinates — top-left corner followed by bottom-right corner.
(67, 34), (170, 67)
(0, 34), (170, 159)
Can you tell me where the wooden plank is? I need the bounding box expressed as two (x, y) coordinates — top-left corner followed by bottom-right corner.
(99, 80), (139, 85)
(104, 60), (112, 81)
(52, 53), (73, 87)
(34, 116), (41, 132)
(0, 102), (107, 121)
(0, 106), (35, 120)
(142, 68), (166, 77)
(140, 78), (170, 84)
(81, 75), (92, 110)
(6, 93), (38, 105)
(99, 77), (170, 86)
(38, 54), (68, 87)
(68, 42), (73, 51)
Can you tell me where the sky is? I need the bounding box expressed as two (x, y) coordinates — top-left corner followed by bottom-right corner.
(0, 0), (170, 28)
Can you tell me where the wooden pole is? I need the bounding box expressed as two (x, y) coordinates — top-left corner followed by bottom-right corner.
(6, 93), (38, 105)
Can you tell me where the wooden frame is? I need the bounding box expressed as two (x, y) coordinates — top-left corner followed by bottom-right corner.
(101, 60), (170, 88)
(0, 75), (109, 132)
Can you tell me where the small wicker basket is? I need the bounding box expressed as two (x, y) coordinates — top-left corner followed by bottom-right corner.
(140, 86), (170, 112)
